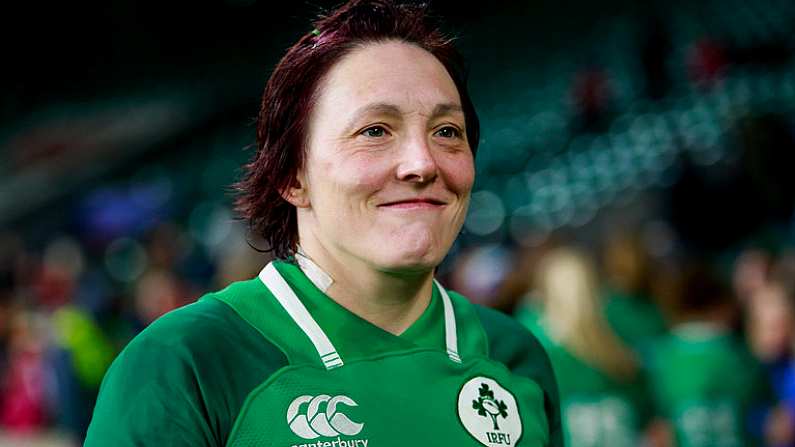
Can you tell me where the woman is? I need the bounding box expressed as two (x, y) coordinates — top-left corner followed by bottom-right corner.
(84, 1), (562, 446)
(517, 247), (651, 446)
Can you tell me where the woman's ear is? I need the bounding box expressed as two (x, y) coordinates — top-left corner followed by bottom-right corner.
(281, 171), (311, 208)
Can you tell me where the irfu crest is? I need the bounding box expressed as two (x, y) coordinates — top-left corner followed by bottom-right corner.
(458, 377), (522, 446)
(472, 383), (509, 430)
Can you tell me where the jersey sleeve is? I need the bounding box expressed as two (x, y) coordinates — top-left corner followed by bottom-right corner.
(84, 292), (289, 446)
(84, 332), (216, 446)
(474, 304), (564, 447)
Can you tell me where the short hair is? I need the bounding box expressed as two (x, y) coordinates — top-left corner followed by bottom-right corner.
(677, 263), (733, 316)
(234, 0), (480, 259)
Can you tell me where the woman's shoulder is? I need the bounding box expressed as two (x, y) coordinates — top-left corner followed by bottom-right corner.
(125, 277), (286, 365)
(471, 302), (552, 370)
(446, 291), (557, 386)
(130, 280), (252, 345)
(86, 278), (289, 446)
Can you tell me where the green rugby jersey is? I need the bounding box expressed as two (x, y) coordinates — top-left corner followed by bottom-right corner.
(85, 261), (562, 446)
(603, 290), (667, 357)
(646, 324), (773, 447)
(517, 306), (651, 447)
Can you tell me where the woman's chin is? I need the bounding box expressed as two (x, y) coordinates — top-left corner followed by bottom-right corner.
(373, 241), (444, 274)
(355, 223), (455, 274)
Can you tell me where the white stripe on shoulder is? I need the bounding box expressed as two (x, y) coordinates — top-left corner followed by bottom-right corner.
(259, 262), (343, 370)
(435, 279), (461, 363)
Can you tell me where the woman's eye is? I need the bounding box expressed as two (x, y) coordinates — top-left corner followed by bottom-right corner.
(435, 126), (461, 138)
(361, 126), (387, 138)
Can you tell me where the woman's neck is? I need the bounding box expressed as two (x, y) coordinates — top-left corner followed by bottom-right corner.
(296, 242), (435, 336)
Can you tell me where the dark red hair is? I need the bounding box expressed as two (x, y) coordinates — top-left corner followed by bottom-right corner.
(235, 0), (480, 259)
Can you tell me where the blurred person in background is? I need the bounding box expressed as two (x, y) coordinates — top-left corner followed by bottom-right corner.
(646, 264), (788, 446)
(747, 278), (795, 446)
(84, 1), (563, 445)
(0, 235), (118, 444)
(496, 235), (563, 315)
(748, 281), (793, 366)
(602, 234), (668, 358)
(133, 269), (186, 326)
(448, 243), (514, 309)
(37, 236), (115, 444)
(517, 247), (653, 446)
(49, 304), (114, 443)
(733, 248), (773, 307)
(0, 234), (21, 393)
(0, 308), (50, 433)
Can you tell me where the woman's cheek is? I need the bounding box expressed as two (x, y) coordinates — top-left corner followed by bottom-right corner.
(443, 153), (475, 194)
(344, 156), (393, 191)
(314, 152), (379, 190)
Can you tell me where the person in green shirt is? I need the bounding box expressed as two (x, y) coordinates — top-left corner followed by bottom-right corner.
(601, 235), (668, 357)
(517, 247), (652, 446)
(84, 1), (563, 446)
(646, 264), (775, 447)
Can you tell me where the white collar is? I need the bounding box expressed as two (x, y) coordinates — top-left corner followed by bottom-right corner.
(258, 261), (461, 369)
(294, 247), (334, 293)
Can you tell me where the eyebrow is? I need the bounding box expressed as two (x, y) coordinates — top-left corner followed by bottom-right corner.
(344, 102), (464, 132)
(430, 103), (464, 119)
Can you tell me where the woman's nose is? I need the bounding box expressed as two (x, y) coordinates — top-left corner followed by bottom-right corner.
(395, 136), (438, 184)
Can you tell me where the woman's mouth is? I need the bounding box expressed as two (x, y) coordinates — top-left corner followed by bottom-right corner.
(378, 198), (447, 209)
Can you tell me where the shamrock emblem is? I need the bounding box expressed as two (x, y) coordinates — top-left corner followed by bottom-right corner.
(471, 383), (509, 430)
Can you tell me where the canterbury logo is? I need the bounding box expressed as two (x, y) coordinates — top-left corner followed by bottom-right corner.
(287, 395), (364, 439)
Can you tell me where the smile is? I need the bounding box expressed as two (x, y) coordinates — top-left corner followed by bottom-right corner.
(377, 199), (447, 210)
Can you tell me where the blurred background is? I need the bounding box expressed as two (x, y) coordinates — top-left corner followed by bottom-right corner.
(2, 0), (795, 445)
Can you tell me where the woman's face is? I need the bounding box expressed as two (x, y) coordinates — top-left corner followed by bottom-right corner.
(292, 40), (474, 275)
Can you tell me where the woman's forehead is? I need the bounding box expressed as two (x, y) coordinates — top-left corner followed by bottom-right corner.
(314, 41), (462, 119)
